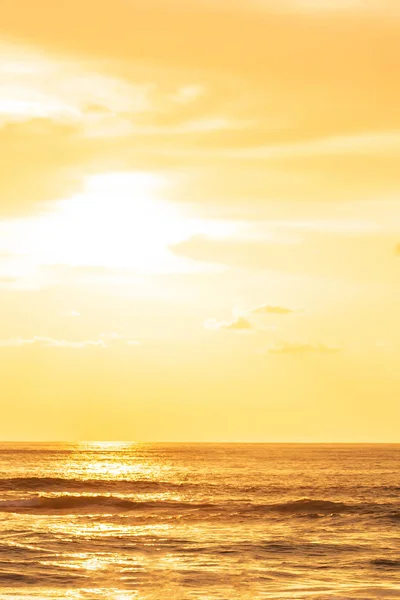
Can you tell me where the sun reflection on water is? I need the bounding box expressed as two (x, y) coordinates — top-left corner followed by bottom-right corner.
(66, 442), (171, 481)
(79, 442), (139, 451)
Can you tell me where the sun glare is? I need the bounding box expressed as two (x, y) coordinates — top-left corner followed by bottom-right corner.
(0, 172), (235, 277)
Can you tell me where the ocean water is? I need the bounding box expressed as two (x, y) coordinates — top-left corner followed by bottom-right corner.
(0, 444), (399, 599)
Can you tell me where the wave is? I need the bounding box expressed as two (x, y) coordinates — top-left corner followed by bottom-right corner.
(2, 478), (400, 502)
(0, 476), (186, 493)
(371, 558), (400, 568)
(0, 495), (215, 514)
(265, 499), (352, 514)
(0, 495), (396, 517)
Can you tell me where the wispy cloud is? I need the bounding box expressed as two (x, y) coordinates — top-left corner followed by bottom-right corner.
(0, 41), (151, 128)
(204, 316), (253, 331)
(200, 131), (400, 161)
(268, 342), (340, 355)
(205, 302), (294, 332)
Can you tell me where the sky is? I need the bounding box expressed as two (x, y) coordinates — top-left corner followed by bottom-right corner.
(0, 0), (400, 442)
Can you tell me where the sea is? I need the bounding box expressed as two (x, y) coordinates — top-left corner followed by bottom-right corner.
(0, 443), (399, 599)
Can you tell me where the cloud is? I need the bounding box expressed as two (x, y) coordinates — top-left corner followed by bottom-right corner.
(204, 316), (253, 331)
(0, 41), (151, 128)
(251, 304), (294, 315)
(202, 131), (400, 161)
(205, 304), (293, 333)
(1, 0), (399, 146)
(268, 342), (340, 355)
(1, 12), (400, 225)
(0, 336), (106, 348)
(172, 230), (400, 284)
(205, 298), (295, 335)
(224, 316), (253, 330)
(1, 1), (400, 231)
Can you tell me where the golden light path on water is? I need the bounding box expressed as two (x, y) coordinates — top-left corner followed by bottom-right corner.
(73, 442), (173, 480)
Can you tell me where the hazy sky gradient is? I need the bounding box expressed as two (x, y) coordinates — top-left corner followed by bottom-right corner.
(1, 0), (399, 441)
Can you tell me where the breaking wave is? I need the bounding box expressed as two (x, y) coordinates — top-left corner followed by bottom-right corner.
(0, 495), (393, 518)
(0, 495), (214, 513)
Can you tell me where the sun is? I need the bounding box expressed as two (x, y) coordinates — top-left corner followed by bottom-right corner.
(48, 172), (186, 273)
(0, 171), (234, 278)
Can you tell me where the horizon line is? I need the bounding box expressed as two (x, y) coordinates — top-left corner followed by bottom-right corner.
(0, 440), (399, 445)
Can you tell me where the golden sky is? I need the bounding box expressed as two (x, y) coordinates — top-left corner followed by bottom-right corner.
(1, 0), (400, 441)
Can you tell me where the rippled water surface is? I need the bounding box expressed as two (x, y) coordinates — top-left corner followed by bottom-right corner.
(0, 443), (399, 599)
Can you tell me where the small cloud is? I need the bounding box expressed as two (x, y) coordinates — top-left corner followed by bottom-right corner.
(224, 316), (253, 330)
(70, 310), (81, 317)
(126, 340), (140, 346)
(268, 342), (340, 355)
(205, 302), (295, 334)
(251, 304), (294, 315)
(205, 316), (253, 331)
(0, 337), (106, 348)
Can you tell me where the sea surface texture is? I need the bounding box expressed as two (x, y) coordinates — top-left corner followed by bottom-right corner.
(0, 443), (399, 599)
